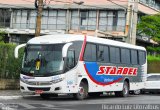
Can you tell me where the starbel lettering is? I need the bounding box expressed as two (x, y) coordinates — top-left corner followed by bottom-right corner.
(97, 66), (138, 76)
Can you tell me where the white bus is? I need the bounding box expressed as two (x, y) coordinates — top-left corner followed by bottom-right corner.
(15, 34), (147, 100)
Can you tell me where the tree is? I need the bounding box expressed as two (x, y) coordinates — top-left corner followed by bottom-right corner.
(137, 13), (160, 43)
(0, 30), (7, 43)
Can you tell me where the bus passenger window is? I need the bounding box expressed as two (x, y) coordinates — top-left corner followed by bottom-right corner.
(110, 47), (120, 63)
(131, 50), (138, 65)
(84, 43), (97, 62)
(104, 46), (109, 63)
(97, 45), (104, 62)
(121, 48), (130, 64)
(138, 51), (146, 65)
(115, 48), (120, 63)
(110, 47), (116, 63)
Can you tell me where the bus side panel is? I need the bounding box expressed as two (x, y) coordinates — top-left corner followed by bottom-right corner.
(80, 61), (146, 92)
(76, 62), (124, 92)
(129, 63), (147, 90)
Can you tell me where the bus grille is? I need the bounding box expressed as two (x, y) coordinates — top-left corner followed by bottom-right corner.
(27, 87), (50, 91)
(26, 81), (52, 86)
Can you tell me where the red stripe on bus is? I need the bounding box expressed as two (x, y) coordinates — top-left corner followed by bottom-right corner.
(84, 64), (123, 86)
(79, 35), (87, 61)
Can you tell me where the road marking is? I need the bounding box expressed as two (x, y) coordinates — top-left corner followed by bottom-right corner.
(0, 103), (18, 110)
(0, 96), (22, 100)
(41, 104), (56, 108)
(39, 104), (74, 110)
(19, 103), (37, 109)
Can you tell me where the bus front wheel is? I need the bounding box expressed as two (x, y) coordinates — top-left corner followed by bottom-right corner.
(74, 81), (88, 100)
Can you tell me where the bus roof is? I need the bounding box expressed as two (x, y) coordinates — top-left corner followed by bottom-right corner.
(28, 34), (146, 51)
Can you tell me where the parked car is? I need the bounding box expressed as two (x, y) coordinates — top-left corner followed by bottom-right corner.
(142, 73), (160, 94)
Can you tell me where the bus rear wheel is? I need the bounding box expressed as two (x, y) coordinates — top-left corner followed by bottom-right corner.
(115, 81), (129, 97)
(121, 81), (129, 97)
(74, 82), (88, 100)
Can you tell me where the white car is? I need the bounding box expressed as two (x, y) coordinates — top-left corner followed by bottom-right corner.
(142, 73), (160, 94)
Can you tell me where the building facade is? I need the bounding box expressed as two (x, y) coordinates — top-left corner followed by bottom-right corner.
(0, 0), (159, 44)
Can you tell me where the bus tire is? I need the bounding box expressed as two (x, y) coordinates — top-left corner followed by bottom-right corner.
(120, 81), (129, 97)
(74, 81), (88, 100)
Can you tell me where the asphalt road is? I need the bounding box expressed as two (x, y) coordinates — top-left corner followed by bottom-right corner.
(0, 94), (160, 110)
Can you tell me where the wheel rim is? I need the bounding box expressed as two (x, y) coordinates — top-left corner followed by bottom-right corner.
(79, 83), (88, 98)
(79, 87), (84, 95)
(124, 85), (128, 95)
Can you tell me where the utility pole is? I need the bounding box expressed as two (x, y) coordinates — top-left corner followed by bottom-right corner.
(125, 0), (138, 45)
(35, 0), (43, 37)
(125, 4), (133, 44)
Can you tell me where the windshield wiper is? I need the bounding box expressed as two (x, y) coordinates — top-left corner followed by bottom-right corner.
(21, 69), (34, 76)
(21, 70), (27, 75)
(43, 70), (62, 77)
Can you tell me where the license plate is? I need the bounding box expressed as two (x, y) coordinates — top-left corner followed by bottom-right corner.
(35, 90), (44, 94)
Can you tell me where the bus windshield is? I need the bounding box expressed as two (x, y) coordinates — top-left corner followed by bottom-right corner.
(21, 44), (65, 77)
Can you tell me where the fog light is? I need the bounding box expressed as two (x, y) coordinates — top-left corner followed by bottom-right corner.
(55, 87), (61, 91)
(21, 86), (25, 90)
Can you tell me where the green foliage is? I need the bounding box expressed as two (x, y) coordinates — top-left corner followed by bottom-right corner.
(147, 55), (160, 61)
(146, 46), (160, 52)
(0, 43), (24, 79)
(147, 55), (160, 73)
(0, 30), (7, 43)
(137, 13), (160, 43)
(148, 60), (160, 73)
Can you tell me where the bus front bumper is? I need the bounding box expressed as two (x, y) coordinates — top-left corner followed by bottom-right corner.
(20, 80), (68, 95)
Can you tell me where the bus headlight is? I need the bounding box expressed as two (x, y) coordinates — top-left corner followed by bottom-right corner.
(20, 77), (28, 83)
(51, 77), (64, 83)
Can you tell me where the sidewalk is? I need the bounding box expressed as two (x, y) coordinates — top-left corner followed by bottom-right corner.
(0, 90), (22, 100)
(0, 90), (21, 96)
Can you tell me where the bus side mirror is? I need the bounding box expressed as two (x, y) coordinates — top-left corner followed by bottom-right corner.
(66, 50), (75, 69)
(62, 43), (73, 58)
(14, 44), (26, 58)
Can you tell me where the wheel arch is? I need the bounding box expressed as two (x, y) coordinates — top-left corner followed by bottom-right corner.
(80, 78), (89, 86)
(124, 78), (130, 90)
(74, 78), (89, 100)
